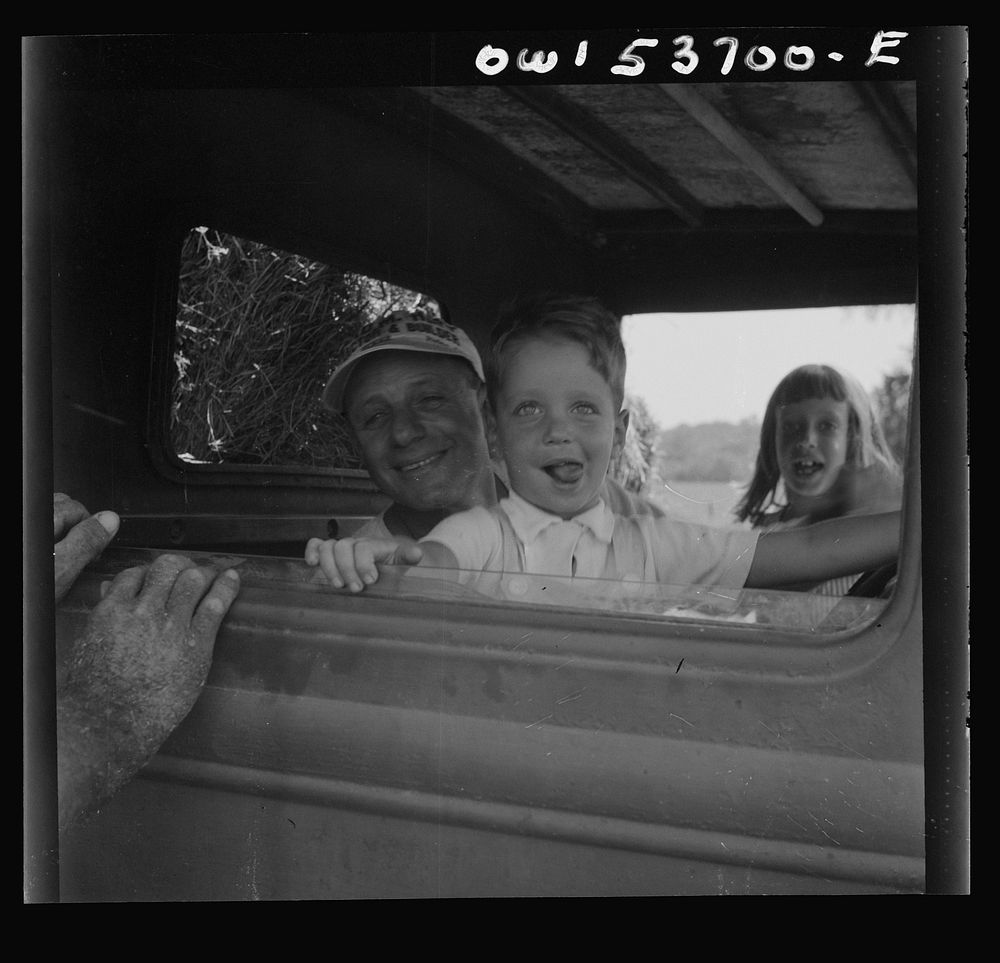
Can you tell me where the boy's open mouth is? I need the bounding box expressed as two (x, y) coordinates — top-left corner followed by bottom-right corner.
(792, 457), (824, 477)
(543, 460), (584, 484)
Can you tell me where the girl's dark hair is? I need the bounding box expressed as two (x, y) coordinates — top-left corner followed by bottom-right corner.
(733, 364), (900, 527)
(487, 292), (626, 409)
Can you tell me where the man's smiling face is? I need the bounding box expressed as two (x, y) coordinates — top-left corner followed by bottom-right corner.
(345, 351), (494, 515)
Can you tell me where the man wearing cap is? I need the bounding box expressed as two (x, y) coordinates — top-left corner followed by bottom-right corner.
(323, 307), (499, 541)
(323, 305), (662, 543)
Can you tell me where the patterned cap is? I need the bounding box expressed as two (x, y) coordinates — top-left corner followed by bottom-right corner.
(322, 309), (485, 413)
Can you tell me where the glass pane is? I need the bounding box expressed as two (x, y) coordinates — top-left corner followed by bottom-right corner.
(334, 565), (890, 634)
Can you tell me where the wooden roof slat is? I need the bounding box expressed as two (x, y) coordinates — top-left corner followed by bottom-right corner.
(656, 84), (825, 228)
(852, 82), (919, 191)
(502, 85), (704, 227)
(326, 87), (601, 245)
(597, 208), (917, 237)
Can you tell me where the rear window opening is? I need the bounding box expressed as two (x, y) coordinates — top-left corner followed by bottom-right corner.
(170, 226), (915, 503)
(170, 226), (441, 471)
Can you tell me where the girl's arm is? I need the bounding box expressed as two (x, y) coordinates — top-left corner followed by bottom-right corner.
(744, 511), (901, 589)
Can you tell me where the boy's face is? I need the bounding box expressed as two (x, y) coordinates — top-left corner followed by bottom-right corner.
(493, 336), (627, 519)
(774, 397), (850, 502)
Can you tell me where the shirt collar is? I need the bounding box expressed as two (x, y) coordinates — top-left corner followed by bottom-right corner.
(501, 490), (616, 545)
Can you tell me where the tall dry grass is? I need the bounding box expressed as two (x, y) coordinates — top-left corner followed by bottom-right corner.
(171, 227), (436, 468)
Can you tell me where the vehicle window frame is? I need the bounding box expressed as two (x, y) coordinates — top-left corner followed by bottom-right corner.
(147, 218), (451, 489)
(139, 213), (920, 645)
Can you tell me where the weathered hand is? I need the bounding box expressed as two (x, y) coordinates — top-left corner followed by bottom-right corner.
(58, 554), (240, 832)
(54, 492), (120, 602)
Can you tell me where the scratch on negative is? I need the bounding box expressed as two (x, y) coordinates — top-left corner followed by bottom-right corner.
(525, 714), (554, 729)
(70, 402), (128, 426)
(669, 712), (694, 728)
(556, 688), (587, 705)
(824, 728), (872, 760)
(839, 794), (877, 819)
(786, 814), (810, 833)
(705, 589), (738, 602)
(554, 658), (576, 670)
(759, 721), (781, 738)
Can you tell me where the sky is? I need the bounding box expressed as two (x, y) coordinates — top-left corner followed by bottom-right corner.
(621, 304), (916, 430)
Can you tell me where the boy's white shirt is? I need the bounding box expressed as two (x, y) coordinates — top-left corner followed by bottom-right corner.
(500, 489), (615, 578)
(421, 485), (759, 590)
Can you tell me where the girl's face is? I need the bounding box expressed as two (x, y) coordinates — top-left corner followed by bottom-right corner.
(493, 336), (627, 519)
(774, 396), (851, 503)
